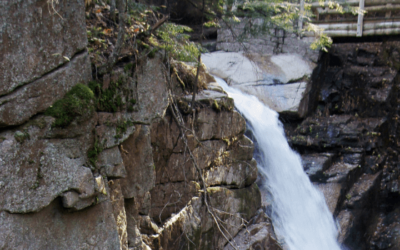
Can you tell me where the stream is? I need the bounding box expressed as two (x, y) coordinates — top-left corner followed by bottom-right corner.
(215, 77), (342, 250)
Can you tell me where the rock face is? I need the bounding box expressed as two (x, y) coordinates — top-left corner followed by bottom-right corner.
(285, 41), (400, 250)
(202, 51), (315, 117)
(0, 1), (268, 246)
(0, 0), (88, 96)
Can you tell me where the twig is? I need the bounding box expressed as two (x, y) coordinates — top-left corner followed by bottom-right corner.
(165, 57), (239, 250)
(98, 0), (126, 75)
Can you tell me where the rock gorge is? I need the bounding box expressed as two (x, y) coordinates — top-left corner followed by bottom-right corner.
(0, 1), (271, 249)
(2, 0), (400, 250)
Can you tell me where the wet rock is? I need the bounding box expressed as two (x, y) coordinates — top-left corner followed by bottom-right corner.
(0, 0), (88, 97)
(0, 198), (121, 250)
(202, 52), (314, 116)
(0, 53), (91, 127)
(315, 183), (343, 213)
(337, 209), (355, 244)
(324, 161), (360, 183)
(202, 52), (265, 85)
(237, 82), (308, 116)
(289, 116), (385, 149)
(368, 208), (400, 250)
(301, 153), (333, 181)
(343, 172), (382, 209)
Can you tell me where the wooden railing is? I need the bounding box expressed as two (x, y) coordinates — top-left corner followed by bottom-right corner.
(303, 0), (400, 37)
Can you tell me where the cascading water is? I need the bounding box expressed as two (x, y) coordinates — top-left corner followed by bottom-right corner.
(215, 77), (341, 250)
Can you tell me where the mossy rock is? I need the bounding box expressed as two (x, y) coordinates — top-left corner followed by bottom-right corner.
(89, 73), (136, 113)
(14, 130), (30, 143)
(45, 84), (95, 128)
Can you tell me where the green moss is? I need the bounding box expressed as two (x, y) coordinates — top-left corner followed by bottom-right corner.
(114, 119), (134, 140)
(45, 84), (95, 128)
(88, 80), (102, 93)
(212, 100), (220, 112)
(95, 78), (127, 113)
(124, 63), (134, 73)
(14, 130), (30, 143)
(87, 138), (103, 168)
(28, 118), (47, 129)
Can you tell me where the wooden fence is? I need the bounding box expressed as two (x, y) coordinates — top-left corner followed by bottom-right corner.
(302, 0), (400, 37)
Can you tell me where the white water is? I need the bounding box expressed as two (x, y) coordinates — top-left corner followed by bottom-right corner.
(215, 77), (341, 250)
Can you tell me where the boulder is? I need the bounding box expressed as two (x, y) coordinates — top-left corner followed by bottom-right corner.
(202, 52), (314, 116)
(0, 198), (121, 250)
(202, 52), (314, 85)
(0, 115), (98, 213)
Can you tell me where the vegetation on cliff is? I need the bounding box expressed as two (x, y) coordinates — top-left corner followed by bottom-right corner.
(45, 84), (95, 127)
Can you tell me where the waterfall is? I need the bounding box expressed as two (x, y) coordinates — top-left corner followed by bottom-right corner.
(215, 77), (341, 250)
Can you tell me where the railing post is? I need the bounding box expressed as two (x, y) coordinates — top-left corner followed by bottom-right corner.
(357, 0), (365, 37)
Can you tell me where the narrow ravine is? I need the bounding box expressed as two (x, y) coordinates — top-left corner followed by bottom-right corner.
(215, 77), (342, 250)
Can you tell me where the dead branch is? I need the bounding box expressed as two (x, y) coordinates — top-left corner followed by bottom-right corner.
(110, 0), (116, 21)
(165, 56), (239, 250)
(151, 14), (169, 33)
(98, 0), (126, 75)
